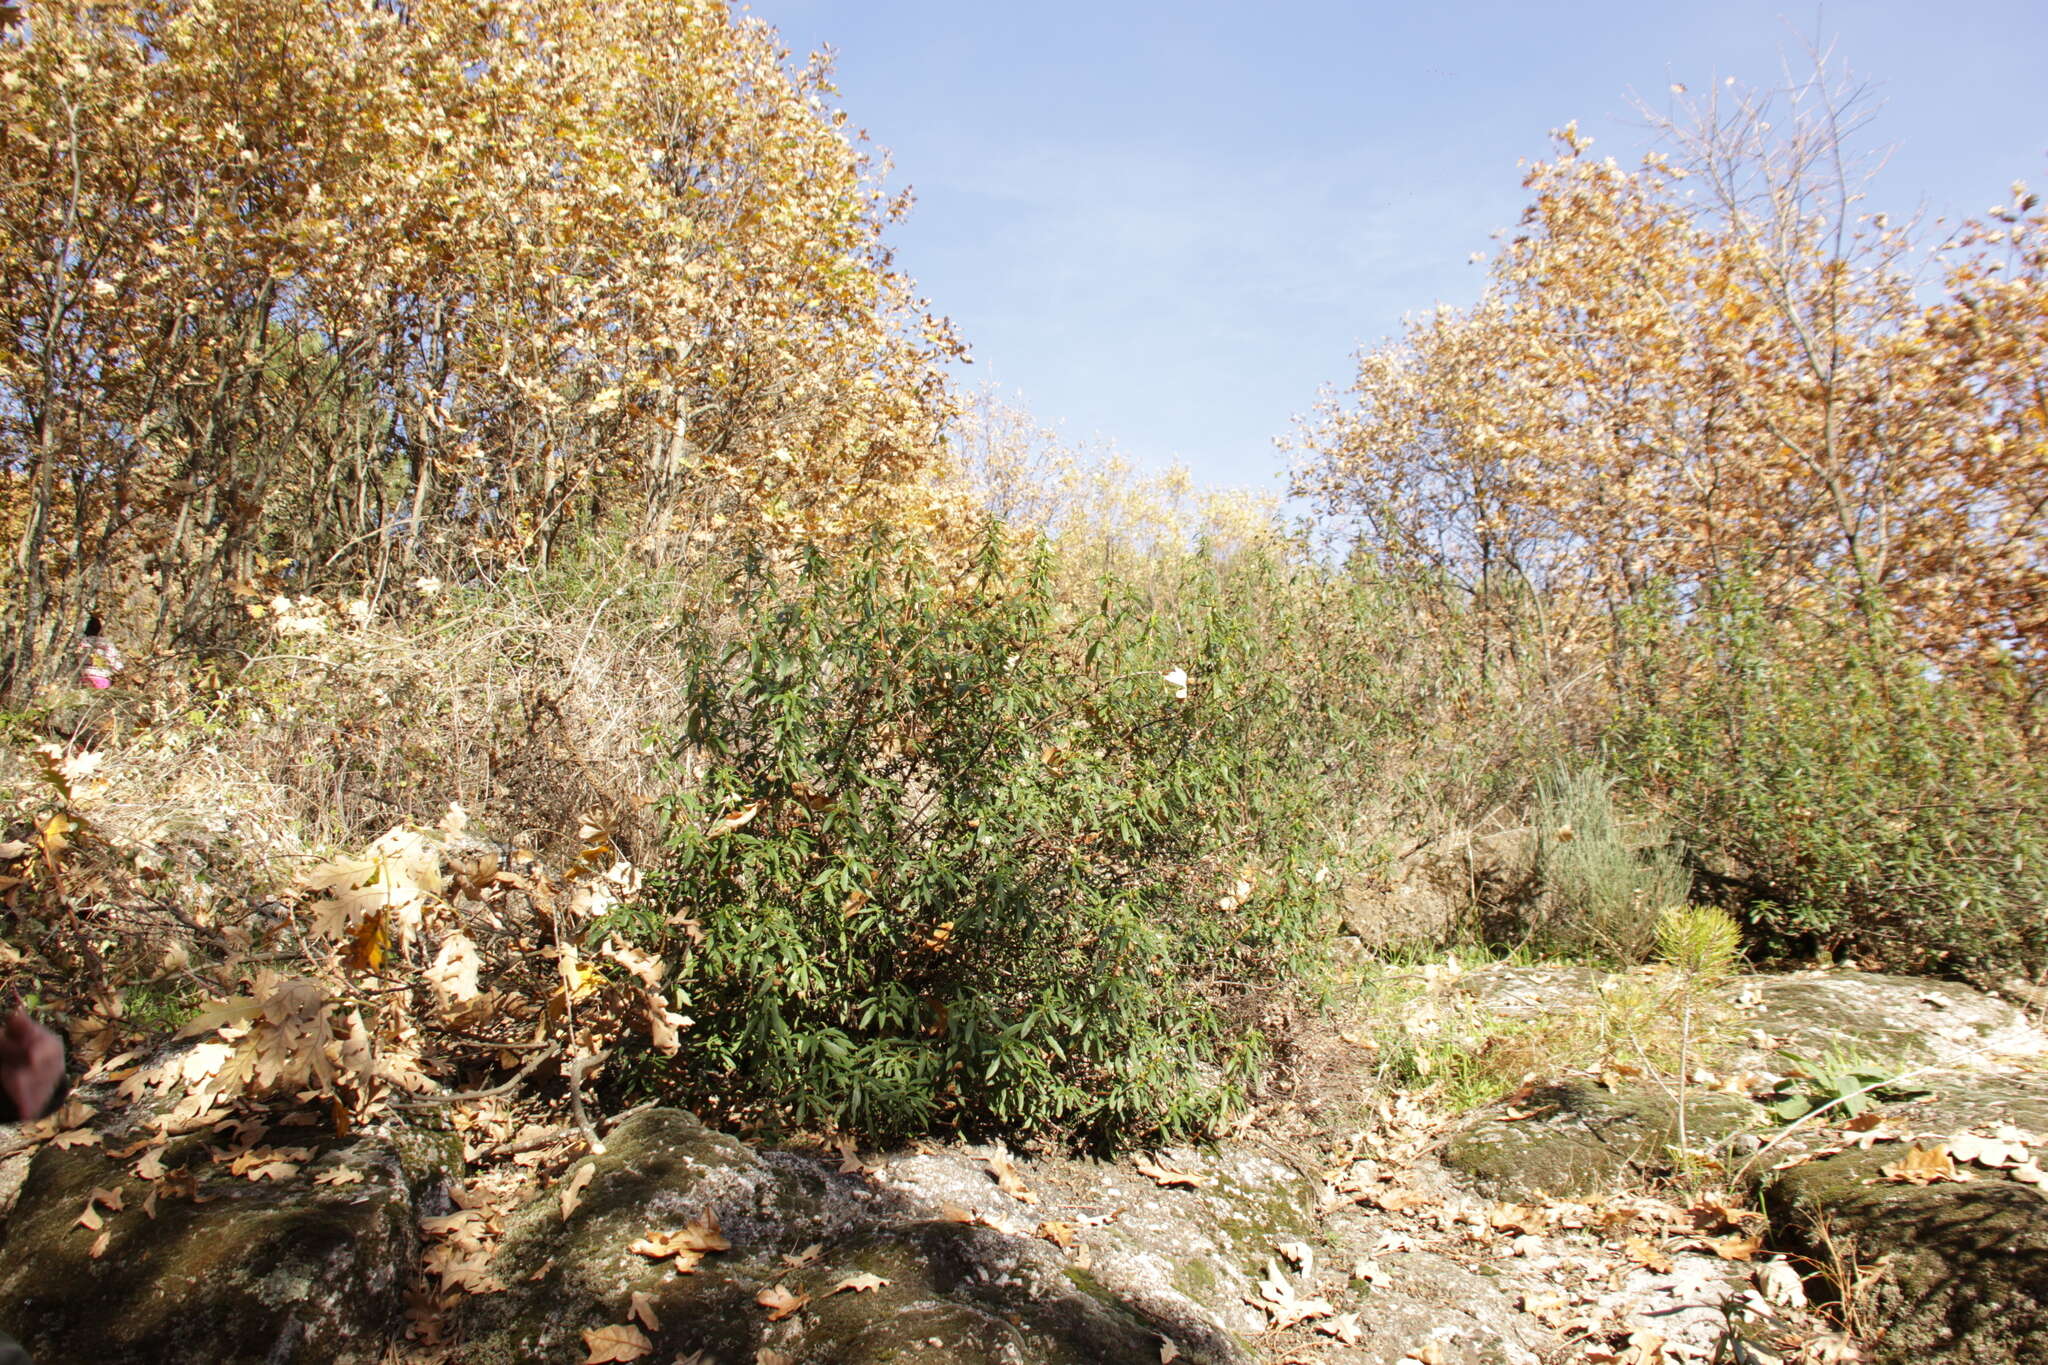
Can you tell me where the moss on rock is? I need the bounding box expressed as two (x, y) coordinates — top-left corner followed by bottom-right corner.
(453, 1111), (1208, 1365)
(0, 1134), (415, 1365)
(1444, 1080), (1761, 1199)
(1765, 1145), (2048, 1364)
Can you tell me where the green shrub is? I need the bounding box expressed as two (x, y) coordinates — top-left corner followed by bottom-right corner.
(626, 529), (1334, 1144)
(1534, 764), (1691, 963)
(1616, 583), (2048, 976)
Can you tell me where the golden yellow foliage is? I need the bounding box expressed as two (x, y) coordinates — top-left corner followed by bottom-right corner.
(1293, 67), (2047, 670)
(1, 0), (963, 692)
(948, 388), (1285, 587)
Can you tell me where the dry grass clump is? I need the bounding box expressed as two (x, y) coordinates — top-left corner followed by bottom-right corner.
(91, 543), (736, 865)
(0, 541), (732, 1062)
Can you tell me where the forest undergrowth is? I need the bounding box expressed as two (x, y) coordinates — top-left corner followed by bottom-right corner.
(0, 1), (2042, 1169)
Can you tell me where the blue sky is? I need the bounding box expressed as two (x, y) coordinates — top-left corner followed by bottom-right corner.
(755, 1), (2048, 492)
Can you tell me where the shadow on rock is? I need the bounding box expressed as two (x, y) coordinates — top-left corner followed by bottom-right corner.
(450, 1108), (1236, 1365)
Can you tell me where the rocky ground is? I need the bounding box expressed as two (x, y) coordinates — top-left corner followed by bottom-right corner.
(1, 965), (2044, 1365)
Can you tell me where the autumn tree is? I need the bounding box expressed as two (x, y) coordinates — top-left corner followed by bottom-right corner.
(1916, 184), (2048, 663)
(1292, 63), (2046, 673)
(945, 387), (1283, 601)
(0, 0), (963, 695)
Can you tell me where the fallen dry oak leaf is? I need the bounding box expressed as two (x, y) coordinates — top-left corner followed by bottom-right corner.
(425, 1244), (505, 1296)
(426, 931), (486, 1021)
(75, 1185), (122, 1231)
(1275, 1240), (1315, 1281)
(1946, 1134), (2030, 1168)
(579, 1322), (652, 1362)
(781, 1242), (824, 1269)
(420, 1210), (490, 1240)
(1801, 1330), (1864, 1363)
(1616, 1329), (1668, 1365)
(1251, 1256), (1333, 1331)
(560, 1162), (597, 1220)
(1488, 1202), (1549, 1235)
(1688, 1193), (1748, 1230)
(824, 1272), (891, 1296)
(1371, 1185), (1435, 1213)
(1317, 1312), (1364, 1344)
(1622, 1235), (1674, 1273)
(232, 1149), (304, 1183)
(629, 1209), (731, 1268)
(1756, 1258), (1809, 1310)
(49, 1097), (94, 1131)
(983, 1151), (1039, 1204)
(1709, 1231), (1764, 1261)
(1134, 1154), (1212, 1188)
(1351, 1257), (1389, 1287)
(1880, 1144), (1966, 1185)
(627, 1291), (660, 1330)
(756, 1283), (810, 1321)
(1038, 1220), (1076, 1249)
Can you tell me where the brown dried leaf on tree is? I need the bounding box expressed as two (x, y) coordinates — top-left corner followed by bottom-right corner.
(1291, 68), (2048, 672)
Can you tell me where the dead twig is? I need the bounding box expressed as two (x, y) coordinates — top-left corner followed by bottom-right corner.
(390, 1042), (561, 1109)
(565, 1046), (612, 1153)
